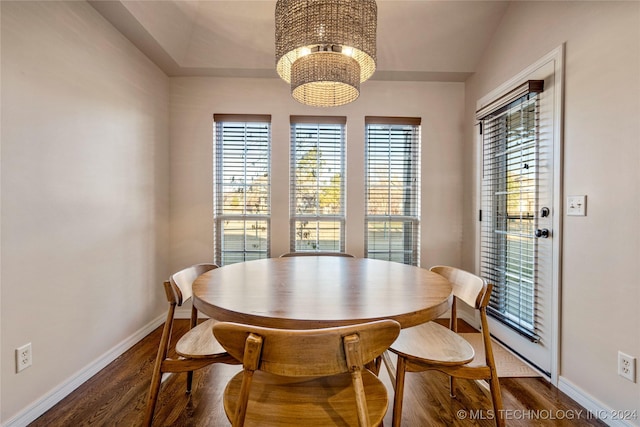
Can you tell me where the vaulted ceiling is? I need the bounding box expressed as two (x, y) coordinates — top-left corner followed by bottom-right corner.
(90, 0), (510, 82)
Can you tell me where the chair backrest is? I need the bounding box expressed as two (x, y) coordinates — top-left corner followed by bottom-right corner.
(213, 320), (400, 377)
(280, 252), (355, 258)
(166, 263), (218, 306)
(429, 265), (489, 310)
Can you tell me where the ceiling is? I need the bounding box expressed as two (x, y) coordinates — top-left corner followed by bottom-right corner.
(90, 0), (510, 82)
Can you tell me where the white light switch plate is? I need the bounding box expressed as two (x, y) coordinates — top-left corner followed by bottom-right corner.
(567, 195), (587, 216)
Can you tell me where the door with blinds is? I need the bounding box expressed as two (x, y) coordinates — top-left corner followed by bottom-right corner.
(477, 54), (562, 377)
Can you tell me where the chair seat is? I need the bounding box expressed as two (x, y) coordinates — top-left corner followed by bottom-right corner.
(223, 369), (389, 426)
(175, 318), (227, 358)
(389, 321), (475, 366)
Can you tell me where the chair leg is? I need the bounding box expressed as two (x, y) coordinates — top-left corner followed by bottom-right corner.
(449, 376), (457, 398)
(186, 306), (200, 393)
(382, 351), (396, 389)
(144, 306), (175, 426)
(392, 356), (407, 427)
(144, 364), (164, 427)
(186, 371), (194, 394)
(489, 374), (504, 427)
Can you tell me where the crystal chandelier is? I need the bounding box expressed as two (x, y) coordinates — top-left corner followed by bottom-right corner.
(275, 0), (377, 107)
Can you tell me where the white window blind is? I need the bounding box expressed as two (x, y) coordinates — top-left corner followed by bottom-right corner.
(289, 116), (346, 253)
(365, 117), (421, 266)
(478, 82), (542, 340)
(214, 114), (271, 265)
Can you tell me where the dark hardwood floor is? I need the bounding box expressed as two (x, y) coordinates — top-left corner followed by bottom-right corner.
(30, 320), (605, 426)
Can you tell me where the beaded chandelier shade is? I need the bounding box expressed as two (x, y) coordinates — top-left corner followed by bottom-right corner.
(275, 0), (377, 107)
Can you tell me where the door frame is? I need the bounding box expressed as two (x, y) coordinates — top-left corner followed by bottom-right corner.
(474, 45), (564, 386)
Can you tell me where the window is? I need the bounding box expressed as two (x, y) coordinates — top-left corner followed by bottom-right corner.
(478, 81), (543, 340)
(289, 116), (346, 253)
(214, 114), (271, 265)
(365, 117), (421, 265)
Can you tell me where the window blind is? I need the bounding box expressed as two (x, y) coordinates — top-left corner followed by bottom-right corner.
(289, 116), (346, 253)
(214, 114), (271, 265)
(365, 116), (421, 266)
(478, 88), (542, 341)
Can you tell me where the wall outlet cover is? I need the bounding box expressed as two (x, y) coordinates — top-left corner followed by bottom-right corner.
(567, 195), (587, 216)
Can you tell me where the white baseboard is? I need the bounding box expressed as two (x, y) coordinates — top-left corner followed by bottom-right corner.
(558, 376), (639, 427)
(175, 306), (194, 319)
(2, 314), (165, 427)
(459, 310), (480, 329)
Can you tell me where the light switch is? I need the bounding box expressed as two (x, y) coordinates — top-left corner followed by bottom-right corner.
(567, 195), (586, 216)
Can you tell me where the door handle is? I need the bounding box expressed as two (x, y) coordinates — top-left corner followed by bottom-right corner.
(535, 228), (550, 238)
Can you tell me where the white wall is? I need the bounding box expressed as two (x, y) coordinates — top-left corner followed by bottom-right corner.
(462, 1), (640, 418)
(170, 77), (465, 272)
(1, 1), (170, 423)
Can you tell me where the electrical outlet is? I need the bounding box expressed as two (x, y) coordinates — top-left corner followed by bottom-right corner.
(618, 351), (636, 382)
(16, 343), (33, 373)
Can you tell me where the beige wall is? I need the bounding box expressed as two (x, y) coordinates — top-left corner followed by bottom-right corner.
(3, 0), (638, 423)
(169, 77), (465, 272)
(1, 1), (170, 422)
(463, 0), (640, 416)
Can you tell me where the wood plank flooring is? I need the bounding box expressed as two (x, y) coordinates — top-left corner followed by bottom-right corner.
(29, 320), (605, 426)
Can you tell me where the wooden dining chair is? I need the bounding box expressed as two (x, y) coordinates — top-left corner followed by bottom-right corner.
(213, 319), (401, 426)
(144, 263), (238, 426)
(280, 251), (355, 257)
(388, 265), (504, 427)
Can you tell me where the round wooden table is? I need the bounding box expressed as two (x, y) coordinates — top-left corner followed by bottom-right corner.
(193, 256), (452, 329)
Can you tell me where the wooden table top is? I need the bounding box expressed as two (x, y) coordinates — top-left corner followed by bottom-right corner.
(193, 257), (452, 329)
